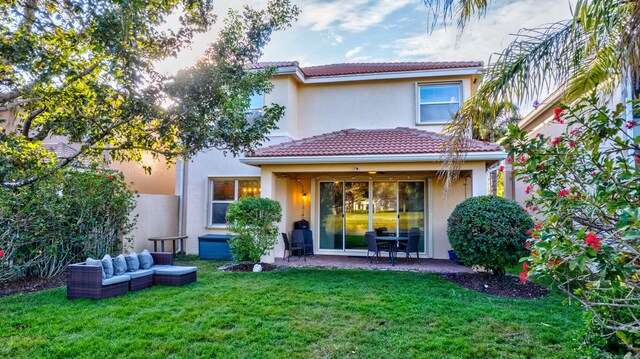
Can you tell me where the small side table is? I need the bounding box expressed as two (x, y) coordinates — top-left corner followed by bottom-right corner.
(148, 236), (188, 257)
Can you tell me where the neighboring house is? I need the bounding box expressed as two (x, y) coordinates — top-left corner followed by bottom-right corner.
(504, 76), (640, 204)
(179, 61), (506, 262)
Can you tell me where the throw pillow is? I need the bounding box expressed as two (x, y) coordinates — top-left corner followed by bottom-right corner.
(101, 254), (114, 279)
(125, 252), (140, 272)
(138, 249), (154, 269)
(113, 254), (127, 275)
(86, 257), (105, 279)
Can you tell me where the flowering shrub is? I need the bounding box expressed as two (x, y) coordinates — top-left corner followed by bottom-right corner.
(447, 195), (533, 276)
(0, 167), (136, 282)
(502, 94), (640, 354)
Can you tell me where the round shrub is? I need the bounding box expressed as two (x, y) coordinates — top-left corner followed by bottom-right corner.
(447, 195), (533, 276)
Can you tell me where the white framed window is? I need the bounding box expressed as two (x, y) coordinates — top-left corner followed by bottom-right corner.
(417, 82), (462, 124)
(208, 178), (260, 227)
(248, 93), (264, 120)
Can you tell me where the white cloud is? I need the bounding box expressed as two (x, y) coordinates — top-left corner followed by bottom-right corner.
(345, 46), (363, 58)
(299, 0), (414, 33)
(389, 0), (574, 64)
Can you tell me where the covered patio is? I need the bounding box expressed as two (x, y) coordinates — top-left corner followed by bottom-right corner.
(278, 254), (473, 273)
(240, 127), (506, 263)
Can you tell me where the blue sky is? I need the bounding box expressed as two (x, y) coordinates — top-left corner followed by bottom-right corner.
(157, 0), (574, 73)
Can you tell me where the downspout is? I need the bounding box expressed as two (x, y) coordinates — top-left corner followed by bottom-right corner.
(177, 158), (189, 253)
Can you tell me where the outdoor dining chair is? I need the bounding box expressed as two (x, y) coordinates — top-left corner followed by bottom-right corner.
(397, 228), (420, 264)
(365, 231), (390, 264)
(282, 232), (305, 262)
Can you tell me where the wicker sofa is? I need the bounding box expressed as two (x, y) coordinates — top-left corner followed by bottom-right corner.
(66, 252), (197, 300)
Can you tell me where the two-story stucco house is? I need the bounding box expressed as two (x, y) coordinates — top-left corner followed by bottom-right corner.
(178, 61), (507, 262)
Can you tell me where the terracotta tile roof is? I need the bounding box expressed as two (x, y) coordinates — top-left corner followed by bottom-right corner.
(250, 128), (500, 158)
(299, 61), (483, 77)
(245, 61), (483, 77)
(43, 142), (79, 159)
(245, 61), (299, 70)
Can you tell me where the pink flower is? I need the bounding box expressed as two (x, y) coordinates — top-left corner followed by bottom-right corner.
(0, 251), (4, 257)
(626, 120), (637, 129)
(520, 271), (529, 284)
(506, 157), (512, 164)
(569, 141), (575, 148)
(525, 241), (531, 249)
(586, 232), (601, 252)
(534, 224), (542, 231)
(558, 189), (570, 197)
(107, 175), (114, 180)
(59, 214), (63, 218)
(551, 137), (562, 146)
(525, 184), (533, 194)
(499, 165), (504, 172)
(517, 155), (526, 165)
(591, 171), (597, 176)
(523, 262), (530, 271)
(553, 108), (564, 124)
(636, 156), (640, 164)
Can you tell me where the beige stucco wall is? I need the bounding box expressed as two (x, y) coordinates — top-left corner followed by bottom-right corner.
(267, 76), (299, 138)
(290, 76), (475, 138)
(128, 194), (179, 253)
(431, 177), (469, 259)
(110, 154), (176, 195)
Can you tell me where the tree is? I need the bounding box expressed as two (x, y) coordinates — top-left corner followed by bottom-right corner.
(0, 0), (299, 188)
(422, 0), (640, 185)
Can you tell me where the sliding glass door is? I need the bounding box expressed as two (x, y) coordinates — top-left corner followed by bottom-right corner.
(319, 180), (427, 253)
(345, 182), (369, 250)
(319, 182), (343, 250)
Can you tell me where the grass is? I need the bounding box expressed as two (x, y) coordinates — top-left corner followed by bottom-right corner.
(0, 258), (584, 358)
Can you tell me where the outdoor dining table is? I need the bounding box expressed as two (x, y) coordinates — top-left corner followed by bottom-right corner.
(375, 236), (408, 266)
(148, 236), (188, 257)
(381, 230), (409, 237)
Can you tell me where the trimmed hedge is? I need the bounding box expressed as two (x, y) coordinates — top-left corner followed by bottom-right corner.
(447, 195), (533, 276)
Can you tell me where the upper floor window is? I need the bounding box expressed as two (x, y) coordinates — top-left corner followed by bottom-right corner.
(248, 93), (264, 121)
(208, 178), (260, 227)
(417, 83), (461, 124)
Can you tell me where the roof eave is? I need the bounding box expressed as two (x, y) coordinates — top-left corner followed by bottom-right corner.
(240, 151), (506, 166)
(302, 67), (482, 84)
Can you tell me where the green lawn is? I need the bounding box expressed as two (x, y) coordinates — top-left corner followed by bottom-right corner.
(0, 258), (583, 358)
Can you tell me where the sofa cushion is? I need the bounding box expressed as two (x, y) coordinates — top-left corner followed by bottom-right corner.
(138, 249), (154, 269)
(102, 274), (130, 286)
(86, 258), (105, 279)
(113, 254), (127, 276)
(101, 254), (114, 279)
(153, 266), (198, 276)
(128, 268), (154, 279)
(125, 252), (140, 272)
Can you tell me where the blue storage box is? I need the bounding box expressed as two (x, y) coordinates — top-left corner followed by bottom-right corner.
(198, 234), (234, 260)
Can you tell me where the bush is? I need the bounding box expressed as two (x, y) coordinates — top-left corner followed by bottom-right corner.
(0, 167), (137, 282)
(226, 197), (282, 263)
(447, 195), (533, 276)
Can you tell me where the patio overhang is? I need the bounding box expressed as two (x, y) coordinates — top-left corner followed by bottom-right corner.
(240, 151), (507, 166)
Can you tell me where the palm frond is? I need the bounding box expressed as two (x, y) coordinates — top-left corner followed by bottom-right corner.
(422, 0), (491, 31)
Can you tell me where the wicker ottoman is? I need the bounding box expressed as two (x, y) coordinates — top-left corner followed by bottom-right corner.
(153, 266), (198, 286)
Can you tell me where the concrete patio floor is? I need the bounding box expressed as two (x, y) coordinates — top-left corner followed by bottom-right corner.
(278, 255), (473, 273)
